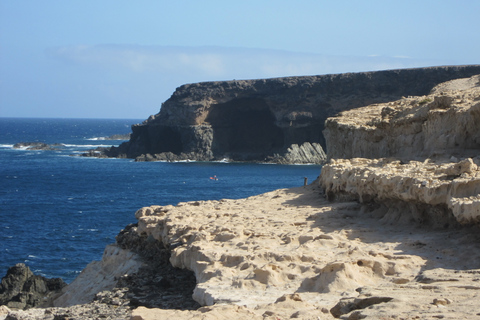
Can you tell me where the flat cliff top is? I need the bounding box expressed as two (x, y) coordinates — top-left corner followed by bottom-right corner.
(130, 183), (480, 319)
(323, 74), (480, 160)
(149, 65), (480, 126)
(328, 74), (480, 131)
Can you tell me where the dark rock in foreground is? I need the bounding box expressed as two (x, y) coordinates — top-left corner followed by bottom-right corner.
(93, 65), (480, 164)
(0, 263), (66, 310)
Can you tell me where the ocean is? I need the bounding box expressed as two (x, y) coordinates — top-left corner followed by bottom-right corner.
(0, 118), (321, 283)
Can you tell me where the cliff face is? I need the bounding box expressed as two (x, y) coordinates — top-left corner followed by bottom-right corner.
(324, 74), (480, 160)
(7, 72), (480, 319)
(320, 74), (480, 225)
(105, 65), (480, 163)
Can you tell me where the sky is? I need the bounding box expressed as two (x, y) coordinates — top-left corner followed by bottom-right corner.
(0, 1), (479, 119)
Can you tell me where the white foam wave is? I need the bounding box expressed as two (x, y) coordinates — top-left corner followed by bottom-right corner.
(63, 144), (115, 148)
(0, 144), (14, 148)
(87, 136), (129, 141)
(86, 137), (106, 141)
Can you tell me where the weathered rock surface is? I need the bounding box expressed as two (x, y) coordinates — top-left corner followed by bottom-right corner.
(112, 184), (480, 319)
(320, 75), (480, 228)
(320, 157), (480, 225)
(0, 264), (66, 310)
(52, 245), (143, 307)
(6, 72), (480, 320)
(51, 226), (200, 311)
(324, 74), (480, 160)
(5, 183), (480, 319)
(2, 298), (132, 320)
(96, 65), (480, 163)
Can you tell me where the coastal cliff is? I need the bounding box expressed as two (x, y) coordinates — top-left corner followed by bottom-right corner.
(99, 65), (480, 163)
(3, 71), (480, 320)
(323, 74), (480, 160)
(320, 75), (480, 226)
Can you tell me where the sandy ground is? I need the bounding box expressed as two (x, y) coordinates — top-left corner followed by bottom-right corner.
(130, 182), (480, 319)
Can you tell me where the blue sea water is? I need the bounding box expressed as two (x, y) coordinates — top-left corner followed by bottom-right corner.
(0, 118), (321, 283)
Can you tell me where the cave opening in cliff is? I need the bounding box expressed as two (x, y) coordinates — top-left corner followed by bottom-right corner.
(206, 98), (284, 159)
(148, 126), (183, 154)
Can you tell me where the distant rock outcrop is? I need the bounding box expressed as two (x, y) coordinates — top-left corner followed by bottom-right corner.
(13, 142), (64, 150)
(96, 65), (480, 163)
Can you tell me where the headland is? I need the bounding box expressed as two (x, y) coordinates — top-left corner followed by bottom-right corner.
(2, 67), (480, 320)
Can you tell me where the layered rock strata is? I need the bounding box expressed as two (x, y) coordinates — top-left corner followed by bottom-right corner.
(321, 74), (480, 228)
(97, 65), (480, 163)
(320, 157), (480, 226)
(324, 74), (480, 160)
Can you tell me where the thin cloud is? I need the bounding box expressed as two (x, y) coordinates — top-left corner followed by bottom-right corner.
(47, 45), (444, 81)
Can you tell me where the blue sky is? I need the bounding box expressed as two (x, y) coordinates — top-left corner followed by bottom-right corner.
(0, 1), (479, 119)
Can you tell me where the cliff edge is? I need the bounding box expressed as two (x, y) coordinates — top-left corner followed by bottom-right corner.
(321, 74), (480, 226)
(4, 71), (480, 320)
(99, 65), (480, 163)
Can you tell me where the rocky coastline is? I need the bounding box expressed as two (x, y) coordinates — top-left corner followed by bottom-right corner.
(2, 70), (480, 319)
(13, 142), (65, 151)
(86, 65), (480, 164)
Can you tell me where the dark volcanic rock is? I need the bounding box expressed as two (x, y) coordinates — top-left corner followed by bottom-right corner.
(93, 65), (480, 163)
(13, 142), (64, 151)
(0, 263), (66, 310)
(114, 223), (200, 310)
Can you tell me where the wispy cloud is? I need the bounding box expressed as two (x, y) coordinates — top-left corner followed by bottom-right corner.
(47, 44), (443, 81)
(37, 44), (450, 118)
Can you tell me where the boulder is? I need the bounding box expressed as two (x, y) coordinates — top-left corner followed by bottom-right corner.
(0, 263), (66, 310)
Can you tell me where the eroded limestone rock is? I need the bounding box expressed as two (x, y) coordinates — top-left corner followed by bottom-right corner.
(324, 75), (480, 160)
(321, 75), (480, 226)
(53, 245), (143, 307)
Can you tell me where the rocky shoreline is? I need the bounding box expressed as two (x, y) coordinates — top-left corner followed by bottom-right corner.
(13, 142), (65, 151)
(85, 65), (480, 164)
(2, 71), (480, 319)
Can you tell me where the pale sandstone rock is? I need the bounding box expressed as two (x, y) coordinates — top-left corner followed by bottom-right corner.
(17, 75), (480, 319)
(324, 75), (480, 160)
(13, 180), (476, 319)
(123, 76), (480, 319)
(134, 185), (425, 309)
(2, 308), (46, 320)
(319, 157), (480, 225)
(321, 75), (480, 226)
(0, 305), (10, 320)
(127, 182), (480, 319)
(53, 244), (143, 307)
(131, 305), (263, 320)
